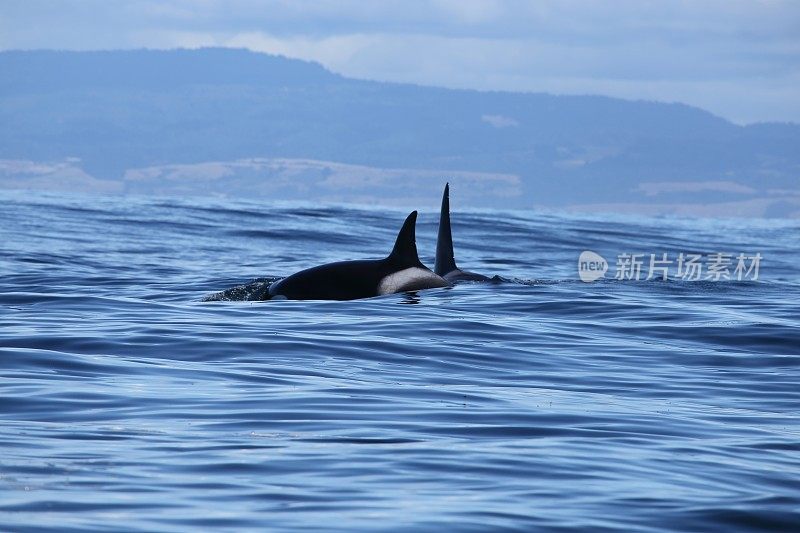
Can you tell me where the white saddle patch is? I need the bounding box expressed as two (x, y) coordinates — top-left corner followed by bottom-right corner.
(377, 267), (448, 295)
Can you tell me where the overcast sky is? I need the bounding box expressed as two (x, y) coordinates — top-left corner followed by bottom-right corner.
(2, 0), (798, 124)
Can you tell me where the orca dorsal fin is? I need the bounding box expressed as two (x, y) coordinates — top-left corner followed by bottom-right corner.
(434, 183), (458, 276)
(388, 211), (424, 267)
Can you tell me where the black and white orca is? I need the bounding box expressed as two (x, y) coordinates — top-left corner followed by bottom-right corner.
(434, 183), (490, 282)
(266, 211), (448, 301)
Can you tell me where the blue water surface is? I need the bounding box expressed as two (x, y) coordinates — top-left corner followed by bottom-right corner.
(1, 190), (799, 532)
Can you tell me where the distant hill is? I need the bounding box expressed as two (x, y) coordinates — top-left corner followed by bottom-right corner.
(1, 48), (798, 216)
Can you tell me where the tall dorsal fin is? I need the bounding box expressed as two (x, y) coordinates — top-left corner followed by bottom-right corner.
(434, 183), (458, 275)
(388, 211), (424, 267)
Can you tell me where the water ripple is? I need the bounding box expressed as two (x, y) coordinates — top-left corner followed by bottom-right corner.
(1, 190), (799, 531)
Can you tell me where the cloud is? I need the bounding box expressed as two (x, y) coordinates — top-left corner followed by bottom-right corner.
(1, 0), (798, 123)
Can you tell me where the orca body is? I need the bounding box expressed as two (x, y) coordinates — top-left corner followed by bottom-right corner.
(435, 183), (490, 283)
(266, 211), (448, 301)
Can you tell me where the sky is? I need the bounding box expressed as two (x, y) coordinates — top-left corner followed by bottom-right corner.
(1, 0), (798, 124)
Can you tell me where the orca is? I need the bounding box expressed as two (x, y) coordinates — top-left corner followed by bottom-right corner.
(434, 183), (490, 282)
(265, 211), (448, 301)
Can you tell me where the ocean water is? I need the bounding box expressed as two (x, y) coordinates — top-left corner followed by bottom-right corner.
(1, 189), (799, 532)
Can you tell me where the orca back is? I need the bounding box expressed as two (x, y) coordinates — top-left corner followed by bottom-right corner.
(267, 210), (446, 300)
(434, 183), (489, 282)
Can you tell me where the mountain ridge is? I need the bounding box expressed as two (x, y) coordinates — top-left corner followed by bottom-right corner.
(1, 48), (798, 216)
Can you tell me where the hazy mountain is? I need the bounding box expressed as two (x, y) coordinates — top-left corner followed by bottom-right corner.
(1, 48), (798, 216)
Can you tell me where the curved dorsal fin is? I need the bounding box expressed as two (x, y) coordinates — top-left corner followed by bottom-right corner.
(434, 183), (457, 275)
(388, 211), (424, 267)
